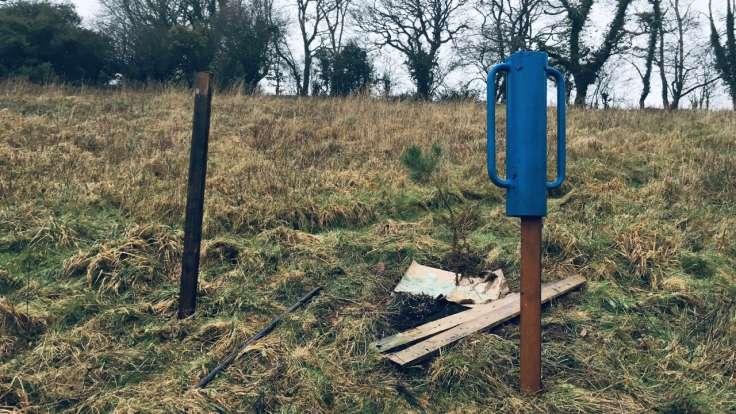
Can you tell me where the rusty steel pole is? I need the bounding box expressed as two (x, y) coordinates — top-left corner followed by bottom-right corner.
(520, 217), (542, 393)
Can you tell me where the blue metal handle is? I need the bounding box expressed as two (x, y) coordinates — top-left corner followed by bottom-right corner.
(545, 66), (566, 190)
(487, 63), (512, 188)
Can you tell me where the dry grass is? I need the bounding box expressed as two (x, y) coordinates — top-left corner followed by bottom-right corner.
(0, 81), (735, 412)
(1, 301), (47, 358)
(63, 224), (181, 294)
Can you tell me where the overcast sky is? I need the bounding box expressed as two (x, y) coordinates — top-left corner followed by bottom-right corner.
(68, 0), (733, 108)
(71, 0), (99, 20)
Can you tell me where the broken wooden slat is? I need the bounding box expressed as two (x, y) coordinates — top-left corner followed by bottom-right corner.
(385, 275), (586, 366)
(372, 293), (521, 352)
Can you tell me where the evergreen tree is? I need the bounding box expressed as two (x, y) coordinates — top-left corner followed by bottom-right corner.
(0, 1), (113, 84)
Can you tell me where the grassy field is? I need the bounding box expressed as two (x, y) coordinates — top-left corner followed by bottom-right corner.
(1, 81), (735, 413)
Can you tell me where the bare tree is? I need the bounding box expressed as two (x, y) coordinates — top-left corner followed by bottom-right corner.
(266, 53), (287, 95)
(320, 0), (352, 54)
(590, 60), (621, 109)
(543, 0), (635, 106)
(688, 50), (718, 109)
(657, 0), (669, 107)
(276, 0), (351, 95)
(276, 0), (325, 95)
(709, 0), (736, 109)
(355, 0), (470, 99)
(658, 0), (719, 110)
(664, 0), (719, 109)
(629, 0), (663, 109)
(459, 0), (546, 85)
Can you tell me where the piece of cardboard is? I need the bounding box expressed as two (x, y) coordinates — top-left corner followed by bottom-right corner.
(393, 261), (508, 305)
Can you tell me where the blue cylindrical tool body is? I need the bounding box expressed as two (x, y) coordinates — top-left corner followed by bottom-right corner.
(487, 51), (566, 218)
(506, 51), (549, 217)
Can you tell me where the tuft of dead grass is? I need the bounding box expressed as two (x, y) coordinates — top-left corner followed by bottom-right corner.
(63, 224), (181, 294)
(0, 301), (45, 338)
(615, 223), (681, 289)
(0, 301), (46, 358)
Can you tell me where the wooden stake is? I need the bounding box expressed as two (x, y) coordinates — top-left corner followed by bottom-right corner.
(178, 72), (213, 319)
(520, 216), (542, 393)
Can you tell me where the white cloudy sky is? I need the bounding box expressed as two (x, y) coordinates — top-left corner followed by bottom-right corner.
(68, 0), (732, 108)
(71, 0), (100, 20)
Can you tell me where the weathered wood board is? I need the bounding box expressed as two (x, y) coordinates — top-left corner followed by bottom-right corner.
(371, 293), (521, 352)
(384, 275), (586, 366)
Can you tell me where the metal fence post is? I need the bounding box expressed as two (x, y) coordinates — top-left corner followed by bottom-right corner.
(178, 72), (213, 319)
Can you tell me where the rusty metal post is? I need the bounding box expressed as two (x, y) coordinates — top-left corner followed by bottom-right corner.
(488, 52), (566, 394)
(520, 216), (542, 393)
(178, 72), (213, 319)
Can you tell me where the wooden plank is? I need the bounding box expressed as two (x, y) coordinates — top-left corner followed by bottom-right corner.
(372, 275), (585, 353)
(385, 275), (586, 366)
(371, 293), (520, 352)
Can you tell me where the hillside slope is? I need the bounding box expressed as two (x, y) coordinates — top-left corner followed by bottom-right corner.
(1, 83), (735, 413)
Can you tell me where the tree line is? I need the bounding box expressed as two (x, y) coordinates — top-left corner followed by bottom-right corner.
(2, 0), (736, 108)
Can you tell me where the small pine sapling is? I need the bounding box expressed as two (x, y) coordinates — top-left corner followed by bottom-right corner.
(400, 144), (479, 284)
